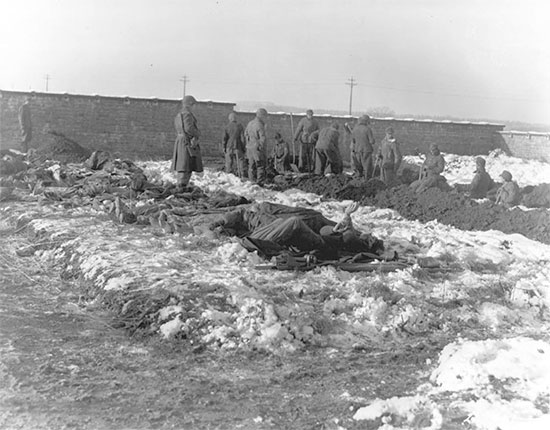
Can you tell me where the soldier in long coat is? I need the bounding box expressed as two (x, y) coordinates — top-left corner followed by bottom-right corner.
(171, 95), (203, 190)
(245, 108), (268, 185)
(18, 98), (32, 153)
(222, 112), (246, 177)
(293, 109), (319, 173)
(350, 115), (376, 179)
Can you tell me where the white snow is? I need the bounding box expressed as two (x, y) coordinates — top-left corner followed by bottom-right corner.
(9, 150), (549, 428)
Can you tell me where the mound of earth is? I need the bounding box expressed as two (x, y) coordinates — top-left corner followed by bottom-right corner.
(274, 174), (387, 200)
(35, 130), (92, 164)
(521, 183), (550, 208)
(362, 185), (550, 244)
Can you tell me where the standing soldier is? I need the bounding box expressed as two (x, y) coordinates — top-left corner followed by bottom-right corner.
(245, 108), (268, 185)
(376, 127), (402, 185)
(293, 109), (319, 173)
(315, 122), (343, 175)
(171, 95), (203, 191)
(18, 97), (32, 153)
(222, 112), (246, 177)
(272, 132), (289, 174)
(350, 114), (376, 179)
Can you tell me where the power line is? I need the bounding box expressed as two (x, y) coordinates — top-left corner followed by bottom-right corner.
(44, 74), (51, 92)
(346, 77), (356, 115)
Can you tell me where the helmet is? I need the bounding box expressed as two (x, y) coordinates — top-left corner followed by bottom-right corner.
(228, 112), (237, 121)
(182, 95), (197, 106)
(475, 157), (486, 166)
(500, 170), (512, 181)
(256, 108), (268, 118)
(359, 115), (370, 125)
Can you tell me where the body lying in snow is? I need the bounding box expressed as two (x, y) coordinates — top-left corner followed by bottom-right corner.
(209, 201), (385, 260)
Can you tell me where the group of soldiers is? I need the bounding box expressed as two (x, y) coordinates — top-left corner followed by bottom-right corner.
(171, 95), (521, 206)
(216, 107), (406, 187)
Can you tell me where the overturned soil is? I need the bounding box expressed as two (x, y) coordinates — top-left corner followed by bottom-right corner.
(275, 174), (550, 245)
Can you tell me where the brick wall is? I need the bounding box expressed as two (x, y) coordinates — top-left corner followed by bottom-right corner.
(1, 89), (506, 162)
(0, 90), (235, 159)
(497, 131), (550, 162)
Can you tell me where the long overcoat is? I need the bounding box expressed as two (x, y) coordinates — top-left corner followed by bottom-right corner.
(171, 107), (203, 172)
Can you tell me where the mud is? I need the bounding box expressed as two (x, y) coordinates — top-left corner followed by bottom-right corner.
(275, 174), (550, 245)
(34, 131), (91, 164)
(274, 173), (387, 201)
(361, 186), (550, 245)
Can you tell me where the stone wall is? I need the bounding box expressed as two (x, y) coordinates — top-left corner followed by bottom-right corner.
(1, 89), (508, 162)
(497, 131), (550, 162)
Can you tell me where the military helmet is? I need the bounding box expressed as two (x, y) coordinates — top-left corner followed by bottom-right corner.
(500, 170), (512, 181)
(182, 95), (197, 106)
(256, 108), (268, 118)
(228, 112), (237, 121)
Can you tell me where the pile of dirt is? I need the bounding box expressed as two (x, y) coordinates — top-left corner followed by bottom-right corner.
(274, 174), (387, 200)
(362, 186), (550, 244)
(521, 183), (550, 208)
(35, 130), (92, 164)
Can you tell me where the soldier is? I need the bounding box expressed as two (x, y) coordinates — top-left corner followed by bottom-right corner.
(171, 95), (202, 191)
(376, 127), (402, 185)
(293, 109), (319, 173)
(350, 115), (375, 179)
(468, 157), (496, 199)
(245, 108), (268, 185)
(272, 132), (289, 174)
(18, 97), (32, 153)
(495, 170), (521, 207)
(209, 201), (384, 259)
(315, 122), (343, 175)
(222, 112), (246, 177)
(410, 143), (447, 193)
(420, 143), (445, 179)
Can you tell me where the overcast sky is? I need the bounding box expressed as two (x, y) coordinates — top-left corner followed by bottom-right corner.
(1, 0), (549, 123)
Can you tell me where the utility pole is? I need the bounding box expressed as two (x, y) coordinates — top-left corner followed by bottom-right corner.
(346, 76), (356, 116)
(180, 75), (189, 98)
(44, 74), (51, 92)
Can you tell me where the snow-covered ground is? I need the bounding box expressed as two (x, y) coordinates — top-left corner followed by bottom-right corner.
(2, 150), (548, 429)
(403, 149), (550, 187)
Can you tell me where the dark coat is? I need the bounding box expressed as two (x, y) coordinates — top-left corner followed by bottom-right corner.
(171, 107), (203, 173)
(294, 117), (320, 143)
(351, 118), (375, 154)
(245, 117), (267, 161)
(222, 120), (245, 153)
(470, 170), (495, 198)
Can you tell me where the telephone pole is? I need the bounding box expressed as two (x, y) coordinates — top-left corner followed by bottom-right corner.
(180, 75), (189, 98)
(346, 76), (356, 115)
(44, 74), (51, 92)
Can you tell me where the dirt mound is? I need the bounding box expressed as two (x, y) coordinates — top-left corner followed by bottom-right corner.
(521, 183), (550, 208)
(274, 174), (387, 200)
(362, 186), (550, 244)
(35, 131), (91, 164)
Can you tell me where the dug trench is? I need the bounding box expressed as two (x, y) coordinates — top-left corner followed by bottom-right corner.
(272, 172), (550, 245)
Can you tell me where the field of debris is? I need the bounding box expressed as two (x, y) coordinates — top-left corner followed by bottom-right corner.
(1, 143), (550, 429)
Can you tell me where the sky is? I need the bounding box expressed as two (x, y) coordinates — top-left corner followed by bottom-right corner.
(1, 0), (549, 124)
